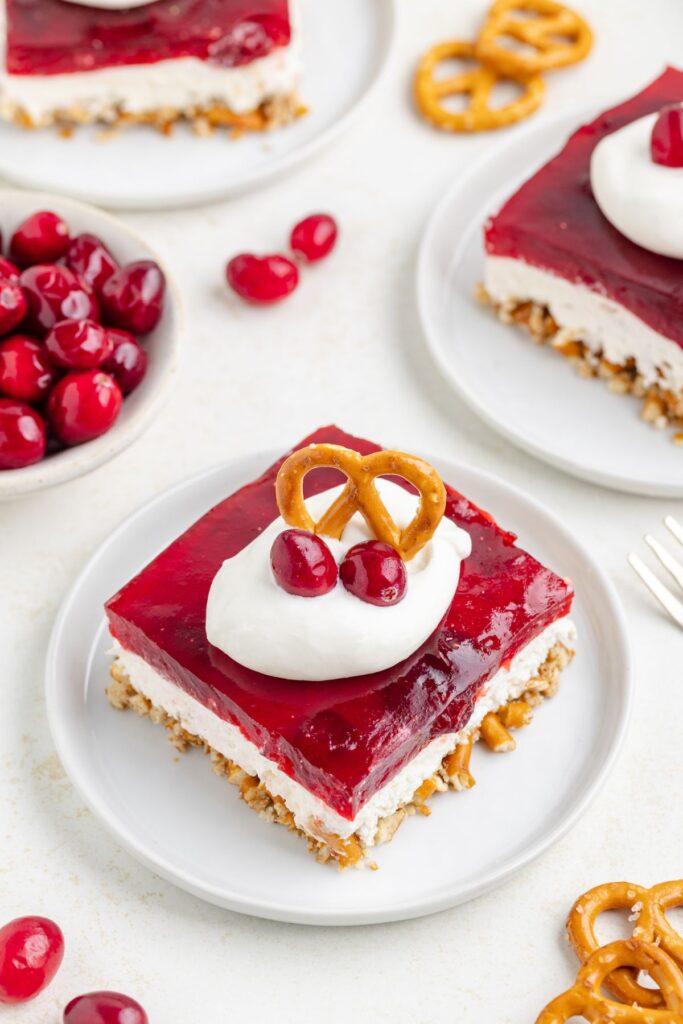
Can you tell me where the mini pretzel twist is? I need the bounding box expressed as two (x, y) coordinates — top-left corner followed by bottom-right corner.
(477, 0), (593, 79)
(567, 881), (683, 1008)
(414, 40), (544, 134)
(275, 444), (447, 562)
(536, 939), (683, 1023)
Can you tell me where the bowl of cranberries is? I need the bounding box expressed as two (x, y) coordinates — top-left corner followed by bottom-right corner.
(0, 191), (180, 498)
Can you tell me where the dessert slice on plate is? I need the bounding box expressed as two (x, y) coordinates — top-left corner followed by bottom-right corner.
(481, 68), (683, 436)
(105, 426), (576, 867)
(0, 0), (302, 132)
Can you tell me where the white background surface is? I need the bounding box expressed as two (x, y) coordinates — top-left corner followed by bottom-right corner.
(2, 1), (683, 1020)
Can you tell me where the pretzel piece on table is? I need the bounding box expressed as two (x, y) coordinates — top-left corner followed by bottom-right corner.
(414, 40), (545, 133)
(536, 939), (683, 1023)
(477, 0), (593, 79)
(567, 880), (683, 1008)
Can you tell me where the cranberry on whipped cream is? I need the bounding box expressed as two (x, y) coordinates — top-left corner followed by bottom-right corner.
(591, 107), (683, 259)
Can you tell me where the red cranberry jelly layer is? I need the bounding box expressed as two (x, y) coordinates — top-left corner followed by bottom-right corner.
(486, 67), (683, 350)
(6, 0), (291, 76)
(106, 426), (574, 820)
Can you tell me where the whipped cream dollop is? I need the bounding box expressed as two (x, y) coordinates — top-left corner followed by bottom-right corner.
(591, 113), (683, 259)
(206, 479), (472, 681)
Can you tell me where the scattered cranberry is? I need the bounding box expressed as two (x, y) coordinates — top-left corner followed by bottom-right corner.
(0, 915), (63, 1002)
(47, 370), (122, 446)
(340, 541), (407, 607)
(0, 335), (56, 403)
(63, 991), (148, 1024)
(21, 264), (98, 335)
(226, 253), (299, 304)
(0, 275), (28, 336)
(290, 214), (338, 263)
(651, 104), (683, 167)
(45, 318), (111, 370)
(65, 233), (118, 295)
(10, 211), (70, 267)
(0, 256), (20, 280)
(103, 328), (147, 395)
(100, 260), (165, 334)
(271, 529), (338, 597)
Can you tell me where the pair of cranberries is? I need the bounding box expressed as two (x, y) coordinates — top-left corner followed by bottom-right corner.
(651, 103), (683, 166)
(271, 529), (407, 607)
(226, 213), (338, 304)
(0, 916), (147, 1021)
(0, 209), (164, 471)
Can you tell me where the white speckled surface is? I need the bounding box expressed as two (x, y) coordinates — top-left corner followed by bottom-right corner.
(2, 0), (683, 1020)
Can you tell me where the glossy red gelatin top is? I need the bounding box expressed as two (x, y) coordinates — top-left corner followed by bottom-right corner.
(6, 0), (291, 76)
(485, 67), (683, 350)
(106, 427), (574, 820)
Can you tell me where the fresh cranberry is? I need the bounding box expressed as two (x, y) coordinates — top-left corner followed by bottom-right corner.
(339, 541), (407, 607)
(0, 276), (28, 335)
(651, 104), (683, 167)
(65, 234), (118, 295)
(10, 211), (70, 267)
(0, 916), (63, 1002)
(63, 991), (148, 1024)
(21, 264), (99, 335)
(100, 260), (165, 334)
(290, 214), (338, 263)
(103, 328), (147, 395)
(226, 254), (299, 304)
(0, 335), (56, 403)
(47, 370), (122, 446)
(45, 318), (111, 369)
(0, 256), (20, 280)
(271, 529), (338, 597)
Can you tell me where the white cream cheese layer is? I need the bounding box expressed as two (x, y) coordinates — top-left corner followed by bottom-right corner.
(484, 255), (683, 392)
(591, 113), (683, 260)
(206, 479), (473, 681)
(111, 616), (576, 847)
(0, 1), (301, 124)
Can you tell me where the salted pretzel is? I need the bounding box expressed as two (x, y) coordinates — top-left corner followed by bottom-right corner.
(477, 0), (593, 79)
(275, 444), (446, 562)
(567, 880), (683, 1008)
(414, 40), (544, 133)
(535, 939), (683, 1023)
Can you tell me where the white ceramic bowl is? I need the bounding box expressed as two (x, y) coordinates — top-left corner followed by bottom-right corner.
(0, 190), (181, 499)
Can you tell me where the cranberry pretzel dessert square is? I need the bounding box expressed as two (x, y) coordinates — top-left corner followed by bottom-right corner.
(0, 0), (302, 132)
(105, 425), (576, 868)
(480, 68), (683, 435)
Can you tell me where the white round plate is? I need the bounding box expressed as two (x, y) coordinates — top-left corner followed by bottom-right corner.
(0, 0), (395, 210)
(0, 190), (181, 500)
(46, 449), (630, 925)
(418, 108), (683, 498)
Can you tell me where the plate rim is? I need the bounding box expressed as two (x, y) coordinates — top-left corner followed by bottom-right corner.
(416, 104), (683, 499)
(0, 188), (183, 499)
(0, 0), (397, 211)
(45, 447), (632, 925)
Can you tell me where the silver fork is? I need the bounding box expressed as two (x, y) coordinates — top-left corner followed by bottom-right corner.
(629, 515), (683, 627)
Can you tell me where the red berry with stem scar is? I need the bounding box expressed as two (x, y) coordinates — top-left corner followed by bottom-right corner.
(271, 529), (338, 597)
(651, 103), (683, 167)
(290, 214), (338, 262)
(226, 254), (299, 304)
(340, 541), (407, 606)
(63, 991), (148, 1024)
(0, 916), (64, 1003)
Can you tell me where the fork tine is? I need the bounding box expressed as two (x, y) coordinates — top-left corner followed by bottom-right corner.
(664, 515), (683, 548)
(628, 553), (683, 627)
(644, 534), (683, 592)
